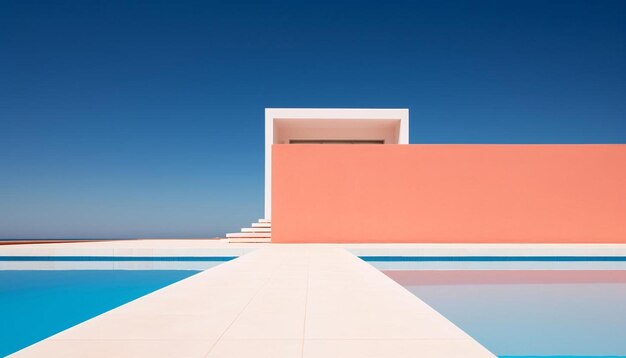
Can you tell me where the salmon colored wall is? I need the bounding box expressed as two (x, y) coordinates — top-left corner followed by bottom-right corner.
(272, 145), (626, 243)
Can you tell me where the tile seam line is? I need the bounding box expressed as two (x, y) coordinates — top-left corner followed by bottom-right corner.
(301, 337), (478, 341)
(50, 339), (218, 342)
(202, 249), (282, 358)
(301, 250), (311, 358)
(44, 337), (478, 341)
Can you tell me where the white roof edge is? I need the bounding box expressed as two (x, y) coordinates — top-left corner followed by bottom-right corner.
(265, 107), (408, 113)
(265, 108), (408, 121)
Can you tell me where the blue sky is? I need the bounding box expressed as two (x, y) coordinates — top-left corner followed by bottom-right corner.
(1, 0), (624, 238)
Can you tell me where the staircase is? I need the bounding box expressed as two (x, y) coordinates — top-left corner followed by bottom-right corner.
(226, 219), (271, 243)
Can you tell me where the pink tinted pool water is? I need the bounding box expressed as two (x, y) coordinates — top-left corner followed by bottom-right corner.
(385, 270), (626, 358)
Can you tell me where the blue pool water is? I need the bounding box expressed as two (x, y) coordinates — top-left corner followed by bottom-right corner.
(384, 269), (626, 358)
(0, 270), (199, 356)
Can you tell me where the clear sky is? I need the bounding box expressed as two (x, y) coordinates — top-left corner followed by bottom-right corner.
(1, 0), (624, 239)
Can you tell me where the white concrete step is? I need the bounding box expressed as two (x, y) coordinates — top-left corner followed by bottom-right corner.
(251, 222), (271, 228)
(242, 227), (271, 233)
(226, 218), (271, 243)
(226, 232), (271, 239)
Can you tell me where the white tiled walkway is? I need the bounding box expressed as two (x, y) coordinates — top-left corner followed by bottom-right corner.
(10, 245), (495, 357)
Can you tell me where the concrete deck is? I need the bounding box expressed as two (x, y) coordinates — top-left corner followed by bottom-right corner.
(9, 245), (495, 357)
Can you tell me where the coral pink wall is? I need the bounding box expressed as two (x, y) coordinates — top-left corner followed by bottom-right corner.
(272, 145), (626, 243)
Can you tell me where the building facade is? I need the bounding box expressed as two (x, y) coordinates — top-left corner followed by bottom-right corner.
(229, 108), (626, 243)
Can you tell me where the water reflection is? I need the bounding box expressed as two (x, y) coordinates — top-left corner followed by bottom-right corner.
(385, 270), (626, 357)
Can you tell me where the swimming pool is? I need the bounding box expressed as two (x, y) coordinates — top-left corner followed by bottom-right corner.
(0, 270), (203, 356)
(0, 253), (241, 357)
(366, 257), (626, 358)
